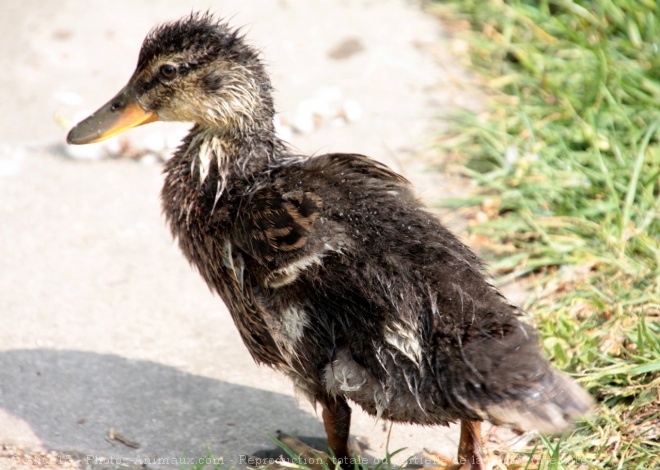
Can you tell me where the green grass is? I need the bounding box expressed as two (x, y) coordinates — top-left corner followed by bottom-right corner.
(431, 0), (660, 468)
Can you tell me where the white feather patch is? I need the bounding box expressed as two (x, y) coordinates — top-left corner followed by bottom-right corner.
(281, 306), (310, 342)
(323, 348), (390, 419)
(195, 133), (226, 185)
(383, 321), (422, 364)
(267, 252), (325, 288)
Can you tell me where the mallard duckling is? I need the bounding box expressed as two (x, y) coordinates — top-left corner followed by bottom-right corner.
(67, 13), (592, 469)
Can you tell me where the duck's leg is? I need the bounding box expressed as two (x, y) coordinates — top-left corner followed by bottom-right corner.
(423, 420), (490, 470)
(321, 395), (352, 466)
(274, 396), (353, 470)
(456, 420), (485, 469)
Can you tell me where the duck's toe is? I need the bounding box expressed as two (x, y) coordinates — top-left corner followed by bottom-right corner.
(272, 431), (362, 470)
(408, 421), (507, 470)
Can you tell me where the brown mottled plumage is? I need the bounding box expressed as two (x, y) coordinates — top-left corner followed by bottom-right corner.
(67, 13), (593, 469)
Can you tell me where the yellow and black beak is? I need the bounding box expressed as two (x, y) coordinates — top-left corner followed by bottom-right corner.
(66, 84), (158, 145)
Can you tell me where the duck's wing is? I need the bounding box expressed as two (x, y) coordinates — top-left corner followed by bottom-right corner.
(233, 186), (324, 265)
(232, 153), (408, 278)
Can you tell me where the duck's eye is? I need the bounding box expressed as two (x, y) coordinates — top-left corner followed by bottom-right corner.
(159, 64), (177, 80)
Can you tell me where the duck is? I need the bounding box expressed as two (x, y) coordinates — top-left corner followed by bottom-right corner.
(67, 13), (593, 470)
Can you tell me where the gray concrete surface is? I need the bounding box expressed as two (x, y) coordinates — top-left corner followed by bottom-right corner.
(0, 0), (492, 468)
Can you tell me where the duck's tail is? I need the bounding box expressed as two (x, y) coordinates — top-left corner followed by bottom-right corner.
(479, 367), (594, 433)
(456, 316), (594, 433)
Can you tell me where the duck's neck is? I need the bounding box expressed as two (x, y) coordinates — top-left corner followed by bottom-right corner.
(170, 120), (285, 199)
(163, 121), (284, 232)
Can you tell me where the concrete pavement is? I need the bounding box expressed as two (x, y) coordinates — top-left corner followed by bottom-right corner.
(0, 1), (485, 467)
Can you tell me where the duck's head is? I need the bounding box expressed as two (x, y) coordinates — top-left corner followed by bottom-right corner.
(67, 13), (273, 145)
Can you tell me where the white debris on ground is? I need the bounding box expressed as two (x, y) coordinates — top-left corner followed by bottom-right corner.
(0, 145), (25, 177)
(278, 87), (363, 137)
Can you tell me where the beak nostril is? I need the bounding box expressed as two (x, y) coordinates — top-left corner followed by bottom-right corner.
(110, 101), (122, 112)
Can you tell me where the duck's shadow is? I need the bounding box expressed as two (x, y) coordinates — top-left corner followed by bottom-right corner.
(0, 349), (326, 465)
